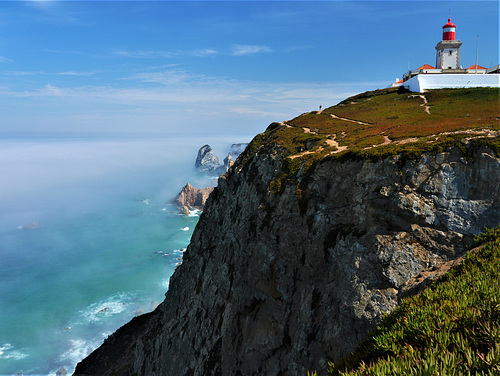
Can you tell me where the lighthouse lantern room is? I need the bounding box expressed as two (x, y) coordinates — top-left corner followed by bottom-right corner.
(435, 18), (462, 69)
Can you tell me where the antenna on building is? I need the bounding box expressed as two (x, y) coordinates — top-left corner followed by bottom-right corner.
(475, 34), (479, 74)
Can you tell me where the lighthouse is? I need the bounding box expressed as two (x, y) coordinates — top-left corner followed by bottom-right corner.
(435, 18), (462, 69)
(401, 16), (499, 92)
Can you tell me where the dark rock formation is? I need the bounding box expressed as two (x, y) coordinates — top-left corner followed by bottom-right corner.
(75, 142), (500, 375)
(171, 183), (214, 214)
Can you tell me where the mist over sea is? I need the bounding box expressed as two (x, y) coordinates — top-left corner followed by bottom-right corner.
(0, 136), (245, 375)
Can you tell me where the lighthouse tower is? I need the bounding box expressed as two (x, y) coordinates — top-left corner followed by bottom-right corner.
(435, 18), (462, 70)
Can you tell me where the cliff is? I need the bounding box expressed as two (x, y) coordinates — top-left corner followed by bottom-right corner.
(75, 87), (500, 375)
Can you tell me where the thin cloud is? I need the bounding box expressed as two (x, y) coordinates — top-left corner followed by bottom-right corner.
(126, 68), (210, 86)
(0, 56), (13, 63)
(2, 74), (386, 109)
(113, 48), (218, 59)
(231, 45), (273, 56)
(0, 71), (38, 76)
(58, 71), (97, 76)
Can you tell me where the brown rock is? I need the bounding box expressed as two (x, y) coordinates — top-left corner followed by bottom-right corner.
(171, 183), (214, 212)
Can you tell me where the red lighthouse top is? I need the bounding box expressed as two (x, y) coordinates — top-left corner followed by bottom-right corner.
(442, 18), (456, 41)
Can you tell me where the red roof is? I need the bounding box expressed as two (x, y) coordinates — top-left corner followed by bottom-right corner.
(417, 64), (436, 70)
(467, 64), (487, 70)
(443, 18), (456, 28)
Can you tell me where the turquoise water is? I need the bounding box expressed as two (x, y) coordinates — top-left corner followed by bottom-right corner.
(0, 137), (231, 375)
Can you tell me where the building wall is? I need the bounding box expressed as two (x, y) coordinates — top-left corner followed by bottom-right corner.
(435, 41), (462, 69)
(404, 74), (500, 93)
(441, 48), (460, 69)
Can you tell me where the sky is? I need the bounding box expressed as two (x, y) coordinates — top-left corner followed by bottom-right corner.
(0, 0), (498, 139)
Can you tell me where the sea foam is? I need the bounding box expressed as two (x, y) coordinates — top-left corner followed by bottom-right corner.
(0, 343), (28, 360)
(79, 293), (134, 324)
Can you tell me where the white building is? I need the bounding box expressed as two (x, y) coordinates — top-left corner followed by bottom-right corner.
(400, 18), (499, 93)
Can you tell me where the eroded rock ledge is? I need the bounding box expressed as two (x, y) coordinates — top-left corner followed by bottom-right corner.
(75, 144), (500, 376)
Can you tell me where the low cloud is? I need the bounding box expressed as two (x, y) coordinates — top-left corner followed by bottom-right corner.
(231, 45), (273, 56)
(0, 65), (388, 138)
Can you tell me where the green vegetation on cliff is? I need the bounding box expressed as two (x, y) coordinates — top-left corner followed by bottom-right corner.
(250, 87), (499, 158)
(327, 226), (500, 375)
(238, 87), (499, 193)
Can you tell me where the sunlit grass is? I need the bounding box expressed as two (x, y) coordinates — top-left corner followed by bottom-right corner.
(236, 87), (499, 193)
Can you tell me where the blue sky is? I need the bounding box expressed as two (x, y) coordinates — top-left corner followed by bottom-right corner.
(0, 1), (498, 138)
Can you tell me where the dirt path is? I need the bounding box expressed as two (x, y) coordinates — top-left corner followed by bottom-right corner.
(327, 135), (349, 154)
(303, 127), (317, 134)
(410, 94), (431, 114)
(329, 114), (371, 126)
(363, 135), (392, 150)
(289, 133), (350, 159)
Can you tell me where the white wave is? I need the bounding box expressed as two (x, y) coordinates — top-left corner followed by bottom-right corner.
(161, 279), (170, 289)
(173, 248), (186, 254)
(59, 338), (94, 364)
(59, 334), (108, 372)
(79, 293), (133, 323)
(187, 208), (201, 217)
(0, 343), (28, 360)
(180, 226), (189, 231)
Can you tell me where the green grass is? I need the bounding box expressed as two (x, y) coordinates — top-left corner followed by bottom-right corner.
(236, 87), (499, 192)
(327, 226), (500, 376)
(324, 87), (499, 141)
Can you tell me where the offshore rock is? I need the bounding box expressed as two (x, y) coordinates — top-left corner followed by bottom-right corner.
(75, 144), (500, 375)
(195, 145), (220, 173)
(172, 183), (214, 212)
(195, 143), (248, 175)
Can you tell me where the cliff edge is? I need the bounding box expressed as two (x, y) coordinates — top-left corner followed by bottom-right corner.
(75, 87), (500, 375)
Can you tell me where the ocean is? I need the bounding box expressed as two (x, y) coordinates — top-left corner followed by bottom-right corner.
(0, 136), (239, 375)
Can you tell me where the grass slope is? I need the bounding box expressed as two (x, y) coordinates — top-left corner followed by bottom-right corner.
(327, 226), (500, 375)
(281, 87), (499, 157)
(239, 87), (499, 193)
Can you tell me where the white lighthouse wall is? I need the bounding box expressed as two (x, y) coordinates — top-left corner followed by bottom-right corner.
(404, 74), (500, 93)
(441, 49), (459, 69)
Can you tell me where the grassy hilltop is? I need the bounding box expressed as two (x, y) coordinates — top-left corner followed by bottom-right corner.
(240, 86), (499, 193)
(245, 87), (499, 160)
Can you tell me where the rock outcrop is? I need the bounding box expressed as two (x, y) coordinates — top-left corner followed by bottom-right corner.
(195, 145), (221, 173)
(195, 143), (248, 175)
(172, 183), (214, 214)
(75, 138), (500, 375)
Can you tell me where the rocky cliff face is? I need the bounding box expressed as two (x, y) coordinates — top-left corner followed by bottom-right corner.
(75, 139), (500, 375)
